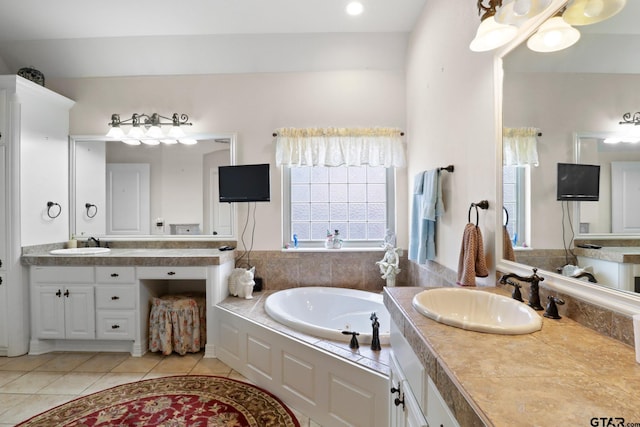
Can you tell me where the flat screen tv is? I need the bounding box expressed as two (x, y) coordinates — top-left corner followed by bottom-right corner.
(219, 163), (270, 202)
(556, 163), (600, 201)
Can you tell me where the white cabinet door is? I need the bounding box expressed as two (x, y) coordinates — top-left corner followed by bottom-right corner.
(0, 273), (7, 350)
(64, 285), (95, 340)
(34, 284), (95, 340)
(0, 145), (6, 271)
(34, 285), (66, 339)
(106, 163), (150, 234)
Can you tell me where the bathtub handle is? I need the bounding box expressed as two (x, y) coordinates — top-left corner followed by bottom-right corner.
(341, 330), (360, 349)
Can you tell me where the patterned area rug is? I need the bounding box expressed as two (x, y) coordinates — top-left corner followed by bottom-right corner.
(17, 375), (300, 427)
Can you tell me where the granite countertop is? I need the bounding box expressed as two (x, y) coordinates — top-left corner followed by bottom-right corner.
(384, 286), (640, 427)
(574, 246), (640, 263)
(21, 248), (235, 266)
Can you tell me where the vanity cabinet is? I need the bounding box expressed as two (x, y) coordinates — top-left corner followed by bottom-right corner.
(390, 319), (459, 427)
(95, 267), (137, 340)
(31, 267), (95, 340)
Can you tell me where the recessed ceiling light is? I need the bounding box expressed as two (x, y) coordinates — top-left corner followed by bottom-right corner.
(346, 1), (364, 16)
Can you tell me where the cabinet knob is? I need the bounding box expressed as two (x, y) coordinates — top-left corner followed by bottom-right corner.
(111, 296), (120, 300)
(111, 324), (120, 329)
(167, 271), (176, 276)
(110, 273), (119, 278)
(56, 289), (62, 297)
(0, 258), (3, 268)
(394, 396), (405, 410)
(64, 289), (70, 297)
(0, 277), (2, 285)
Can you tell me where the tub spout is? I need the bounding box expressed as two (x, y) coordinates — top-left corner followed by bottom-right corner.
(370, 312), (382, 351)
(342, 330), (360, 349)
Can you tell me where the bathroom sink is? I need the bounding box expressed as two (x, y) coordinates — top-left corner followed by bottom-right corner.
(49, 247), (111, 255)
(412, 288), (542, 335)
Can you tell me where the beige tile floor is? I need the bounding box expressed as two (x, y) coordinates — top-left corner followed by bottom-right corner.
(0, 351), (320, 426)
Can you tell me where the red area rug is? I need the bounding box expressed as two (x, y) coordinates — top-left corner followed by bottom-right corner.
(17, 375), (300, 427)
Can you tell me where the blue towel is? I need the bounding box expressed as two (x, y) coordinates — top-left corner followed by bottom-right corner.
(409, 170), (444, 263)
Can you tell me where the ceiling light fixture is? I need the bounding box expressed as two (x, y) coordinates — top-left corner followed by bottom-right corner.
(346, 1), (364, 16)
(526, 10), (580, 52)
(495, 0), (553, 26)
(106, 113), (193, 145)
(563, 0), (626, 26)
(470, 0), (518, 52)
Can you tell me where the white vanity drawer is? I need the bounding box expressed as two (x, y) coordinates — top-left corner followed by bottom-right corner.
(96, 311), (135, 340)
(96, 267), (135, 284)
(95, 286), (136, 310)
(31, 266), (94, 284)
(137, 266), (207, 280)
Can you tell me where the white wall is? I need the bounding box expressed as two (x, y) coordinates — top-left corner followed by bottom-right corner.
(47, 70), (407, 250)
(0, 56), (9, 74)
(405, 0), (498, 281)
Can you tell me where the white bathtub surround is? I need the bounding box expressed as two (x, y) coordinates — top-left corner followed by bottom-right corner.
(216, 291), (390, 427)
(265, 286), (390, 345)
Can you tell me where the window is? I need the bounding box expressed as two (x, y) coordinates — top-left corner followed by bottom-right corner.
(503, 165), (530, 248)
(283, 165), (395, 248)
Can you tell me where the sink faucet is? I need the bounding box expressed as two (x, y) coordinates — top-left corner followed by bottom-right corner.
(86, 237), (101, 248)
(499, 267), (544, 310)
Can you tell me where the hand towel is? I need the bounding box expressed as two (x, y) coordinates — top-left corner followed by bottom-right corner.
(409, 170), (444, 263)
(503, 226), (516, 262)
(457, 223), (489, 286)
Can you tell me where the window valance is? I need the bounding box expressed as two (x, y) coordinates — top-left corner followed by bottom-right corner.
(503, 127), (540, 167)
(275, 127), (406, 167)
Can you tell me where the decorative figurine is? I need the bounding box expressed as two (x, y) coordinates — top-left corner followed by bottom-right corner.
(376, 242), (401, 287)
(228, 267), (256, 299)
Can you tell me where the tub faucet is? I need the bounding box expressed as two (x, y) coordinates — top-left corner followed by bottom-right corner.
(499, 267), (544, 310)
(370, 312), (381, 351)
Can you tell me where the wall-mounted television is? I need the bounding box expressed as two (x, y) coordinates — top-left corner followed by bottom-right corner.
(556, 163), (600, 201)
(219, 163), (270, 202)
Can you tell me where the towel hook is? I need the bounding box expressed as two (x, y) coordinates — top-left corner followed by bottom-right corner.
(468, 200), (489, 226)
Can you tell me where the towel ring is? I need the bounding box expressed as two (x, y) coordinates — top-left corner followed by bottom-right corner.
(85, 203), (98, 218)
(468, 200), (489, 227)
(46, 201), (61, 219)
(503, 206), (509, 226)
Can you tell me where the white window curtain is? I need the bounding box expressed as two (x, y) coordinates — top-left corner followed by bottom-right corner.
(275, 127), (406, 167)
(503, 127), (540, 166)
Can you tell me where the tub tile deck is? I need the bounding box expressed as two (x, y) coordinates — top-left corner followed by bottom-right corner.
(217, 290), (390, 376)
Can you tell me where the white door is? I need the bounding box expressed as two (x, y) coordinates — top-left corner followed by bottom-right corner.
(106, 163), (150, 235)
(611, 161), (640, 233)
(209, 167), (232, 236)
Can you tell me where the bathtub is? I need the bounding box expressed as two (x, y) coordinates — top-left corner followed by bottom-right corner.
(264, 287), (390, 345)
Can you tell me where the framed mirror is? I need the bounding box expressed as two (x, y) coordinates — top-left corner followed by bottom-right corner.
(69, 133), (236, 239)
(496, 1), (640, 313)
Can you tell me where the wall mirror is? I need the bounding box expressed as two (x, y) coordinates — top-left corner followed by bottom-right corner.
(69, 133), (236, 239)
(497, 1), (640, 312)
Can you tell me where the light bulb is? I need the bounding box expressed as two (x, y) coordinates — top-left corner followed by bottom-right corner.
(346, 1), (364, 16)
(513, 0), (531, 16)
(584, 0), (604, 17)
(127, 126), (145, 139)
(122, 139), (141, 146)
(160, 139), (178, 145)
(167, 126), (186, 138)
(145, 125), (163, 139)
(106, 126), (124, 139)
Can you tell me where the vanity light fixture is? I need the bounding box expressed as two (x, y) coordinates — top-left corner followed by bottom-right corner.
(470, 0), (519, 52)
(495, 0), (552, 26)
(526, 10), (580, 52)
(106, 113), (194, 145)
(619, 111), (640, 126)
(563, 0), (626, 26)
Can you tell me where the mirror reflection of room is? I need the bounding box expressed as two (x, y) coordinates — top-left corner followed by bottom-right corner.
(502, 1), (640, 292)
(73, 137), (233, 238)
